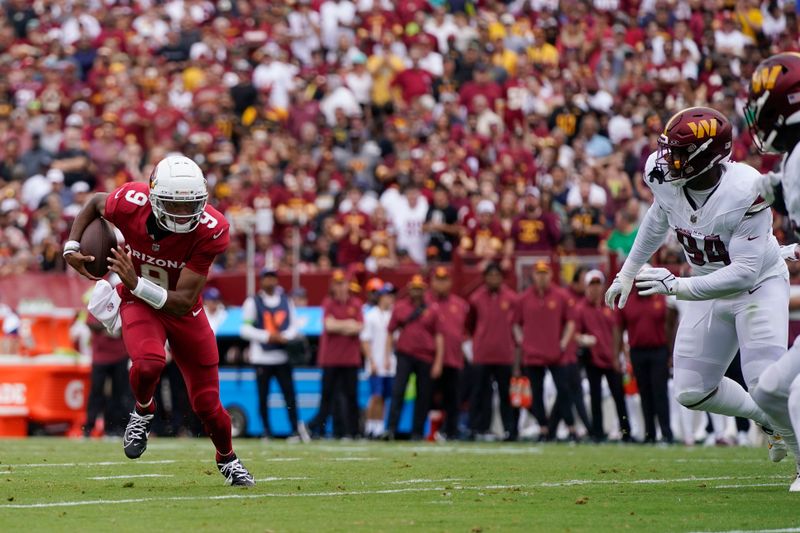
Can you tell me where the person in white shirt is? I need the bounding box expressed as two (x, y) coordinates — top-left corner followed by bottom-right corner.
(240, 269), (308, 442)
(360, 282), (396, 437)
(203, 287), (227, 334)
(390, 184), (430, 265)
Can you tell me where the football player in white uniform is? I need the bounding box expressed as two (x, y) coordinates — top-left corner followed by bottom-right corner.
(746, 52), (800, 490)
(605, 106), (794, 464)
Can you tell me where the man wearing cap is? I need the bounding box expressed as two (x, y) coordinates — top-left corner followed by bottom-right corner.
(574, 270), (631, 442)
(508, 186), (561, 253)
(360, 281), (396, 438)
(466, 262), (519, 441)
(308, 270), (363, 439)
(429, 266), (469, 439)
(203, 287), (227, 334)
(383, 274), (438, 440)
(241, 269), (307, 442)
(460, 200), (506, 260)
(517, 261), (578, 441)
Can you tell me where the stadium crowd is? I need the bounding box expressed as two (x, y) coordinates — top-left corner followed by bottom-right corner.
(1, 0), (800, 442)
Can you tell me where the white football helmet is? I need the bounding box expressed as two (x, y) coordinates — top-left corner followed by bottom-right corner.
(149, 155), (208, 233)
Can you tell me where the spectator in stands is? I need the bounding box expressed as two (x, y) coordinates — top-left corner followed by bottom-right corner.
(574, 270), (631, 442)
(309, 270), (363, 439)
(467, 262), (519, 441)
(508, 186), (561, 253)
(240, 268), (307, 442)
(430, 266), (469, 440)
(360, 281), (395, 439)
(567, 179), (607, 252)
(384, 275), (438, 440)
(460, 200), (506, 261)
(390, 183), (429, 265)
(424, 185), (461, 262)
(518, 261), (577, 441)
(617, 277), (674, 444)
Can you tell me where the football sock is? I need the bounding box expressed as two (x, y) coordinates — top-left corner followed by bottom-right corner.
(693, 378), (771, 428)
(135, 398), (156, 416)
(216, 450), (235, 463)
(365, 420), (376, 437)
(374, 420), (385, 436)
(129, 357), (166, 405)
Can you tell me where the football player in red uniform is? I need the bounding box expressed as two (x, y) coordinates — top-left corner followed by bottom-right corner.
(64, 155), (255, 487)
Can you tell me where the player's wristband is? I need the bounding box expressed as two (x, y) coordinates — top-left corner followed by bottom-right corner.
(62, 240), (81, 257)
(132, 277), (168, 310)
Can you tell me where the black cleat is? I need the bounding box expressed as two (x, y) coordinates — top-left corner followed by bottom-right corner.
(123, 410), (154, 459)
(217, 455), (256, 487)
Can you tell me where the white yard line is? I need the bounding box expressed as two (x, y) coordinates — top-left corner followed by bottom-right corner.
(1, 474), (791, 510)
(88, 474), (174, 480)
(0, 487), (449, 509)
(390, 478), (464, 485)
(0, 459), (177, 469)
(255, 477), (310, 482)
(329, 457), (377, 461)
(713, 482), (787, 489)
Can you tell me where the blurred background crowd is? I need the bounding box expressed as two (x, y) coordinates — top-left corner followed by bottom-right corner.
(1, 0), (799, 275)
(3, 0), (800, 445)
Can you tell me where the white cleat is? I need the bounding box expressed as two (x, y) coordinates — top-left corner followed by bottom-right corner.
(790, 472), (800, 492)
(759, 425), (788, 463)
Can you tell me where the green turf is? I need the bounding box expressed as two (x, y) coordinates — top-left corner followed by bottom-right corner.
(0, 438), (798, 532)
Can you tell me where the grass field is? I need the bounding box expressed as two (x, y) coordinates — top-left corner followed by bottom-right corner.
(0, 438), (799, 532)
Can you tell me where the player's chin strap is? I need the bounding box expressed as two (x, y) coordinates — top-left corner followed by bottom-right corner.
(132, 277), (168, 310)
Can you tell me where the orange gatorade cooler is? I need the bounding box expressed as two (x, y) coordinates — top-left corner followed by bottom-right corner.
(0, 356), (90, 437)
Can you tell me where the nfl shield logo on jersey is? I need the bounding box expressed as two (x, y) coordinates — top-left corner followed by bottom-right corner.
(152, 243), (160, 252)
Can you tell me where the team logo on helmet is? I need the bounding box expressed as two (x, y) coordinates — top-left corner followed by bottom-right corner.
(751, 65), (782, 94)
(686, 119), (718, 139)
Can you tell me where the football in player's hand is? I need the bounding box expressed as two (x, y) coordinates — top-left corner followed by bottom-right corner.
(80, 218), (118, 278)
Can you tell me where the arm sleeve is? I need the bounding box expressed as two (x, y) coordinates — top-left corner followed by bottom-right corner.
(239, 298), (269, 343)
(675, 209), (770, 301)
(618, 202), (671, 280)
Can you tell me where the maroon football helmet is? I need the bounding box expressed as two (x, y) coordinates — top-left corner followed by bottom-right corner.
(657, 107), (733, 187)
(745, 52), (800, 154)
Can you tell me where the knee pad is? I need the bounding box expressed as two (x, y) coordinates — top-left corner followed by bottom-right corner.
(675, 388), (716, 410)
(192, 388), (222, 419)
(130, 356), (166, 383)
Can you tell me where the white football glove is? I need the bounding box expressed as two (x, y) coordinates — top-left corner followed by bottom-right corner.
(781, 243), (799, 262)
(604, 274), (634, 310)
(754, 171), (781, 205)
(635, 267), (679, 297)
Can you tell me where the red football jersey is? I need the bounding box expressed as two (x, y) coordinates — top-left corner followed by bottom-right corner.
(104, 182), (230, 294)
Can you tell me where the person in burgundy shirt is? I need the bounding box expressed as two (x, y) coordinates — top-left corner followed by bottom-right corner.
(517, 261), (577, 441)
(466, 262), (519, 441)
(618, 289), (674, 444)
(507, 187), (562, 253)
(383, 274), (439, 440)
(545, 266), (592, 438)
(334, 187), (372, 266)
(308, 270), (364, 439)
(574, 270), (631, 442)
(429, 266), (469, 439)
(391, 54), (434, 106)
(84, 309), (131, 437)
